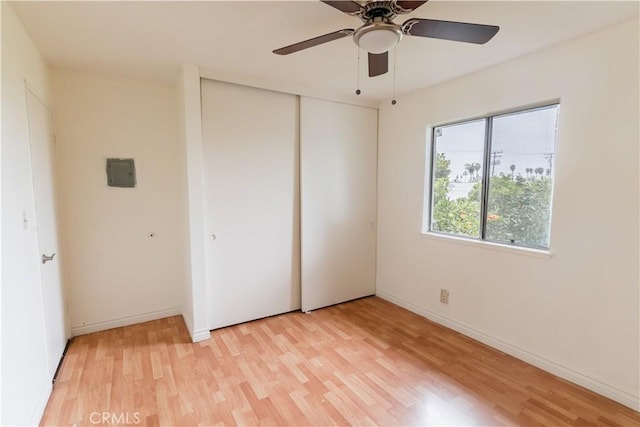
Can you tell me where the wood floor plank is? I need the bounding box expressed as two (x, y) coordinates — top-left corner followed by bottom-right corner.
(40, 297), (640, 426)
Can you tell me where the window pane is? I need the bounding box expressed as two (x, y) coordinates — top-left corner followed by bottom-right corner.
(485, 105), (559, 248)
(430, 120), (485, 238)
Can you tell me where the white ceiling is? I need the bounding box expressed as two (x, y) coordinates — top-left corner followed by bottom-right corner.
(10, 1), (639, 106)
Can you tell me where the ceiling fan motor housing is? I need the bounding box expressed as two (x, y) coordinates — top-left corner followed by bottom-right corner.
(354, 2), (404, 53)
(360, 1), (398, 20)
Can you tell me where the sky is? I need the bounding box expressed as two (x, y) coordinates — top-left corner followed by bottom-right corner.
(432, 105), (559, 182)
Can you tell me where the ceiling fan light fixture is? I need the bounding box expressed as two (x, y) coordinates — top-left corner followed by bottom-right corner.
(354, 23), (402, 54)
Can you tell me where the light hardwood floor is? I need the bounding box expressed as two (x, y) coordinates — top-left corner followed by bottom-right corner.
(41, 297), (639, 426)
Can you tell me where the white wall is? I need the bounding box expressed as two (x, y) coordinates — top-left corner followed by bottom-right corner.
(52, 69), (189, 335)
(376, 18), (639, 409)
(178, 65), (210, 342)
(1, 3), (54, 424)
(176, 65), (194, 337)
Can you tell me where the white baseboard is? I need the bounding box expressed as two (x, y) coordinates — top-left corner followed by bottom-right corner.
(71, 306), (182, 336)
(191, 329), (211, 343)
(30, 381), (52, 426)
(179, 313), (210, 343)
(375, 290), (640, 412)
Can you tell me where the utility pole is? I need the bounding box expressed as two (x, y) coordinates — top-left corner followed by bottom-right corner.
(490, 150), (503, 176)
(544, 153), (554, 171)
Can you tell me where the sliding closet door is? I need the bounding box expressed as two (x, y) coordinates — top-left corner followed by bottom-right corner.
(300, 97), (377, 312)
(201, 79), (300, 330)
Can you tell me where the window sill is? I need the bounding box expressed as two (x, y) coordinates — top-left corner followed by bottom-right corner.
(421, 232), (554, 260)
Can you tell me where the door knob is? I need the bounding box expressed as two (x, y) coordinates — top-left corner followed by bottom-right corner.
(42, 253), (56, 264)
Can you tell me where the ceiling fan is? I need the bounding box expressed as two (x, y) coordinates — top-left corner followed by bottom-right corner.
(273, 1), (500, 78)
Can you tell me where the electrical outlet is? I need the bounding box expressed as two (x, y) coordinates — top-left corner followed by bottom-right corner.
(440, 289), (450, 304)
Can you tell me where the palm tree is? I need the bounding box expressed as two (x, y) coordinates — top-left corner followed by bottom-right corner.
(535, 167), (544, 178)
(473, 162), (481, 182)
(510, 164), (516, 180)
(464, 163), (474, 182)
(525, 167), (533, 179)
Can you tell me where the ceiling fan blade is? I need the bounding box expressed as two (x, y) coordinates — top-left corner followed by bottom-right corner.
(402, 18), (499, 44)
(368, 52), (388, 77)
(273, 29), (354, 55)
(393, 1), (429, 14)
(321, 1), (364, 16)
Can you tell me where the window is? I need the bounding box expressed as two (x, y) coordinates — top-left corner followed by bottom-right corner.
(426, 104), (559, 249)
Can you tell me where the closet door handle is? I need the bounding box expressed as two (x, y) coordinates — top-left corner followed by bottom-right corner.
(42, 253), (56, 264)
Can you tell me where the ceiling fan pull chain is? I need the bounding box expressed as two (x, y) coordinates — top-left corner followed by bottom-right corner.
(391, 47), (397, 105)
(356, 47), (361, 95)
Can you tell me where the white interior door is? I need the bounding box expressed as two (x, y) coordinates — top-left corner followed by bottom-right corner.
(300, 97), (378, 312)
(26, 89), (67, 377)
(201, 79), (300, 330)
